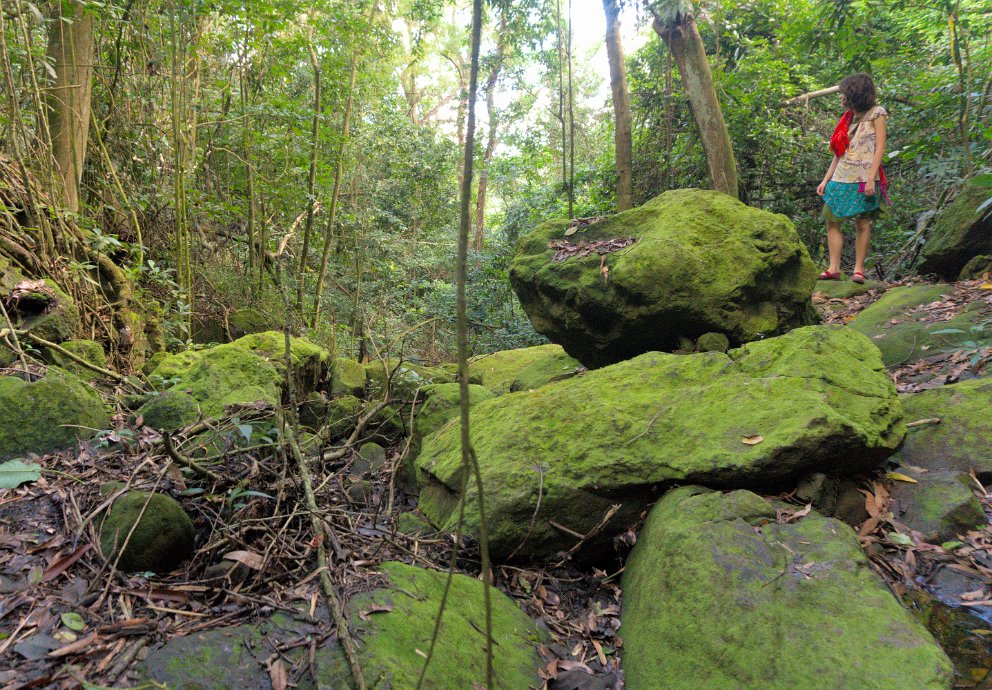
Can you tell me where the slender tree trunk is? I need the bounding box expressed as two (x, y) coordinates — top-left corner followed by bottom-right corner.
(555, 0), (567, 193)
(603, 0), (632, 211)
(566, 0), (575, 218)
(297, 42), (322, 313)
(473, 16), (507, 250)
(653, 15), (738, 199)
(45, 0), (95, 212)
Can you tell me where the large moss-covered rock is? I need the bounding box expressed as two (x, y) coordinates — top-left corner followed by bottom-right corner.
(138, 390), (200, 430)
(331, 357), (367, 397)
(917, 174), (992, 279)
(43, 339), (107, 379)
(0, 369), (109, 460)
(888, 379), (992, 541)
(366, 359), (454, 401)
(509, 348), (582, 392)
(621, 486), (952, 689)
(468, 343), (564, 394)
(509, 189), (819, 368)
(99, 491), (195, 573)
(140, 332), (330, 420)
(848, 284), (992, 366)
(417, 326), (904, 561)
(142, 562), (543, 689)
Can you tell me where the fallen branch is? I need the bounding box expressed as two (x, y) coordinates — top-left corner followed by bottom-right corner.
(552, 504), (622, 567)
(162, 432), (223, 482)
(17, 330), (126, 382)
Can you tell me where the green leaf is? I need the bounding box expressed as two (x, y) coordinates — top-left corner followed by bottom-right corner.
(60, 612), (86, 631)
(929, 328), (965, 335)
(941, 540), (965, 550)
(888, 532), (913, 546)
(237, 424), (253, 442)
(0, 460), (43, 489)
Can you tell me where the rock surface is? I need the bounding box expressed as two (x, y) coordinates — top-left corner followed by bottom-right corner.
(621, 486), (953, 689)
(99, 491), (195, 573)
(468, 343), (569, 394)
(43, 339), (107, 379)
(917, 174), (992, 280)
(509, 189), (818, 367)
(142, 562), (543, 689)
(0, 369), (109, 460)
(848, 283), (992, 366)
(417, 326), (904, 561)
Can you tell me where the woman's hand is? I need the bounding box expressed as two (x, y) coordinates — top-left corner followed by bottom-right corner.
(863, 179), (876, 197)
(817, 180), (827, 196)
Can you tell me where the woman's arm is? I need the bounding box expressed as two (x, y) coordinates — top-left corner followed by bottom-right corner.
(865, 114), (887, 196)
(817, 156), (840, 196)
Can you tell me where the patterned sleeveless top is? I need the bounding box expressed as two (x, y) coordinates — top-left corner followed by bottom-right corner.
(832, 105), (887, 184)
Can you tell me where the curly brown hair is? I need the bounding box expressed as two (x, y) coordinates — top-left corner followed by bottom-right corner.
(839, 73), (877, 113)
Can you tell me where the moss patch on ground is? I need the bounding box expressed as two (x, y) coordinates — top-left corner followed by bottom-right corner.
(621, 486), (952, 689)
(417, 326), (904, 561)
(509, 189), (819, 367)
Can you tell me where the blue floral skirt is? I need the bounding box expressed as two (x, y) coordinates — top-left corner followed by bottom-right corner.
(822, 179), (888, 221)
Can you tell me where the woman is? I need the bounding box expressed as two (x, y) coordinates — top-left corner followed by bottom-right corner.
(816, 73), (888, 284)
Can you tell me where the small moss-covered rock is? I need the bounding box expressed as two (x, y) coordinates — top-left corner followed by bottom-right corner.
(14, 280), (80, 343)
(813, 276), (885, 298)
(331, 357), (366, 397)
(509, 349), (582, 392)
(890, 468), (985, 543)
(138, 390), (200, 430)
(325, 395), (363, 441)
(0, 369), (109, 460)
(396, 511), (437, 537)
(141, 562), (543, 689)
(298, 391), (330, 428)
(468, 343), (563, 394)
(509, 189), (819, 367)
(918, 174), (992, 279)
(365, 359), (454, 402)
(353, 442), (387, 474)
(99, 491), (195, 573)
(695, 331), (730, 353)
(43, 339), (107, 379)
(959, 254), (992, 280)
(621, 486), (952, 689)
(417, 326), (904, 561)
(848, 284), (992, 366)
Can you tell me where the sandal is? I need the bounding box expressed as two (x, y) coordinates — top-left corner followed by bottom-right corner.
(851, 271), (865, 284)
(818, 270), (841, 280)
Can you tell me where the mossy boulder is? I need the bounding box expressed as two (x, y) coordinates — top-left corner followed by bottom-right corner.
(353, 442), (387, 474)
(137, 390), (200, 430)
(695, 331), (730, 353)
(468, 343), (564, 395)
(10, 279), (80, 343)
(141, 562), (543, 689)
(99, 491), (195, 573)
(813, 275), (885, 298)
(917, 174), (992, 279)
(959, 254), (992, 280)
(621, 486), (952, 689)
(417, 326), (904, 561)
(365, 359), (454, 402)
(888, 379), (992, 541)
(509, 189), (819, 368)
(331, 357), (366, 397)
(140, 332), (330, 420)
(509, 349), (582, 392)
(43, 339), (106, 379)
(325, 394), (363, 441)
(848, 284), (992, 366)
(0, 369), (109, 460)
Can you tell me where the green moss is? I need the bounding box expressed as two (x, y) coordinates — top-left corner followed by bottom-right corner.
(325, 395), (363, 441)
(365, 359), (454, 401)
(417, 326), (904, 561)
(813, 276), (884, 298)
(509, 349), (582, 392)
(331, 357), (366, 397)
(396, 511), (437, 537)
(509, 189), (819, 367)
(147, 349), (203, 381)
(848, 284), (991, 366)
(99, 491), (195, 573)
(138, 390), (200, 430)
(959, 255), (992, 279)
(695, 332), (730, 352)
(17, 280), (80, 343)
(468, 343), (564, 395)
(621, 487), (952, 689)
(0, 375), (26, 396)
(44, 339), (107, 379)
(0, 368), (109, 460)
(918, 174), (992, 279)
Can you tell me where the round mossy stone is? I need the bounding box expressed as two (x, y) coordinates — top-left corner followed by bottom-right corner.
(331, 357), (367, 397)
(960, 254), (992, 280)
(100, 491), (195, 573)
(137, 390), (200, 430)
(354, 442), (387, 474)
(695, 332), (730, 353)
(365, 359), (454, 402)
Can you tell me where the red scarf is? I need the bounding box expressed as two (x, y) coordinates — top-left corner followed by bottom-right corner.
(830, 110), (887, 187)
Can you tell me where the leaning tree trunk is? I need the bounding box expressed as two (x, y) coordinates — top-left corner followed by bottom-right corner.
(603, 0), (633, 211)
(45, 0), (96, 212)
(652, 14), (738, 199)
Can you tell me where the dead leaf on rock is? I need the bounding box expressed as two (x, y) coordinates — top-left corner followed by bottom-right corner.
(886, 472), (919, 484)
(222, 550), (264, 570)
(741, 435), (764, 445)
(358, 604), (393, 622)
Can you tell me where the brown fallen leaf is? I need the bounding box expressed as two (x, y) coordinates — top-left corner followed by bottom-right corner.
(358, 604), (393, 622)
(223, 550), (264, 570)
(268, 659), (287, 690)
(741, 435), (764, 445)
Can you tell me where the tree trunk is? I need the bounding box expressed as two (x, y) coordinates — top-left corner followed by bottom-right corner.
(603, 0), (633, 211)
(653, 15), (738, 199)
(45, 1), (95, 212)
(472, 15), (507, 250)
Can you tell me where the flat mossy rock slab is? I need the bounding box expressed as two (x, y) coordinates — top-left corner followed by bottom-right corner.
(142, 562), (543, 689)
(43, 339), (107, 379)
(416, 326), (904, 561)
(140, 332), (330, 421)
(621, 486), (952, 689)
(848, 284), (992, 366)
(918, 174), (992, 280)
(99, 491), (194, 573)
(509, 189), (819, 368)
(888, 379), (992, 542)
(468, 343), (565, 395)
(0, 369), (109, 460)
(813, 276), (885, 298)
(509, 349), (583, 392)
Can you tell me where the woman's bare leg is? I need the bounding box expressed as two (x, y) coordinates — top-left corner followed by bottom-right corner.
(826, 220), (843, 273)
(854, 217), (871, 275)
